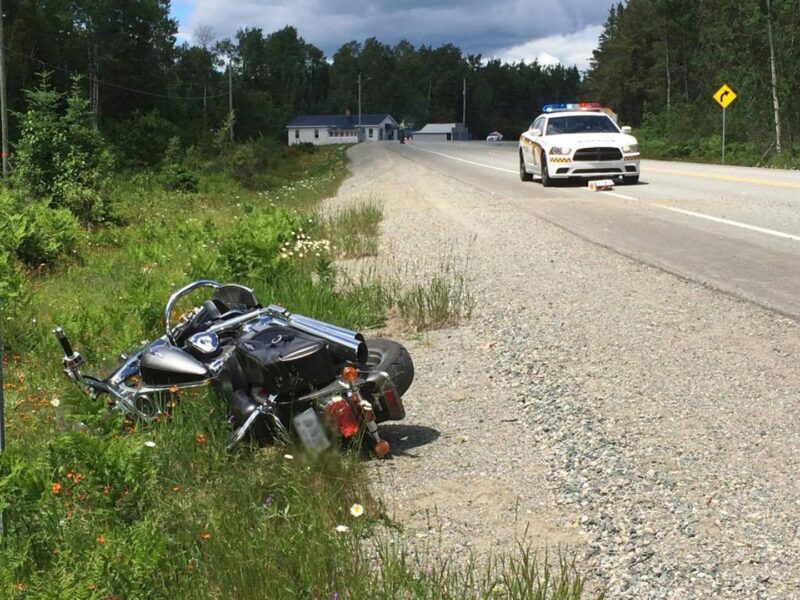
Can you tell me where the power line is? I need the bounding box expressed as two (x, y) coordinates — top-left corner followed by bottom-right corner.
(6, 45), (231, 101)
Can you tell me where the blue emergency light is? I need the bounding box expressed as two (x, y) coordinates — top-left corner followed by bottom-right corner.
(542, 102), (603, 113)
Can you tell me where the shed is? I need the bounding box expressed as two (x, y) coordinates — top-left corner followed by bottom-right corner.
(412, 123), (470, 142)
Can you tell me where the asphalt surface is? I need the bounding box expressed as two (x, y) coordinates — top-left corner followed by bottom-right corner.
(392, 141), (800, 320)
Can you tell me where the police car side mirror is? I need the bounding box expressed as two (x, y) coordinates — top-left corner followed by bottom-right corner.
(620, 126), (632, 134)
(530, 128), (542, 137)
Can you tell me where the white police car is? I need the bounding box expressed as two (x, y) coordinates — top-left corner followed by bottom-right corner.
(518, 103), (640, 186)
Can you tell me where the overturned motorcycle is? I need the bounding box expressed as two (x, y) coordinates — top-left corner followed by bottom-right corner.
(54, 280), (414, 457)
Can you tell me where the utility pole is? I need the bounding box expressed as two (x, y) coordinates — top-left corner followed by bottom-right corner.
(228, 60), (234, 143)
(358, 73), (362, 143)
(462, 77), (466, 129)
(0, 0), (9, 178)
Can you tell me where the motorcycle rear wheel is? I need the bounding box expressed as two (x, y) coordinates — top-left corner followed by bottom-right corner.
(362, 339), (414, 397)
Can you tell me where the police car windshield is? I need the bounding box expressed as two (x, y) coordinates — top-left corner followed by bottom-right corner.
(546, 115), (619, 135)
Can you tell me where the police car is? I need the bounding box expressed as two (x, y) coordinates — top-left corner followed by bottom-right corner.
(518, 103), (640, 186)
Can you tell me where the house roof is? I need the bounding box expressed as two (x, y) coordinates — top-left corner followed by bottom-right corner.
(415, 123), (458, 134)
(287, 114), (398, 128)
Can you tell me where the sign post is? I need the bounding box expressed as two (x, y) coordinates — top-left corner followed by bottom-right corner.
(713, 83), (737, 164)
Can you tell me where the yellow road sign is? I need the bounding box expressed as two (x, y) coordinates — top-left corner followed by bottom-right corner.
(713, 84), (737, 109)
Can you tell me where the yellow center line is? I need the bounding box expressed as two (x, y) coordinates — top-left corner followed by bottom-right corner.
(646, 166), (800, 190)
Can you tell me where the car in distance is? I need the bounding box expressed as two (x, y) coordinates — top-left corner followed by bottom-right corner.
(486, 131), (503, 142)
(518, 103), (640, 187)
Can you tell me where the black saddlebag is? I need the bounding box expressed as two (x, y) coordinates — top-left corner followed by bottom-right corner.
(235, 326), (335, 394)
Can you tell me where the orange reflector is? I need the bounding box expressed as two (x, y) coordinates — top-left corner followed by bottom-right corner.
(341, 366), (358, 383)
(374, 440), (390, 458)
(326, 399), (360, 437)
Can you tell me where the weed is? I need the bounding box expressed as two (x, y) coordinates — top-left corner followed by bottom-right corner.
(396, 256), (476, 331)
(325, 200), (384, 258)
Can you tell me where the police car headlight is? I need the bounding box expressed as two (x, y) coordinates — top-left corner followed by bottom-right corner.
(622, 144), (639, 153)
(549, 147), (571, 155)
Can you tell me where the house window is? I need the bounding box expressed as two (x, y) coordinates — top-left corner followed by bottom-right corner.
(369, 128), (373, 138)
(294, 129), (299, 139)
(314, 129), (319, 139)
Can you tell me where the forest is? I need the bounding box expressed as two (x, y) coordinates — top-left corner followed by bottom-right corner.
(1, 0), (579, 165)
(3, 1), (800, 166)
(585, 0), (800, 165)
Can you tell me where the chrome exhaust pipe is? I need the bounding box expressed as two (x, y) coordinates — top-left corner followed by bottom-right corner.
(266, 306), (368, 363)
(289, 314), (366, 343)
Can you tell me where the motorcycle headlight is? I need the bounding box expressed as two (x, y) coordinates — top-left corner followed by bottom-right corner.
(622, 144), (639, 153)
(549, 147), (571, 156)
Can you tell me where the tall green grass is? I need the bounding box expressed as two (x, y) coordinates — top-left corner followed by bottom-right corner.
(324, 200), (384, 259)
(0, 144), (590, 598)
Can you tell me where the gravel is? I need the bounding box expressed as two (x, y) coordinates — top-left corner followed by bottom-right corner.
(326, 144), (800, 599)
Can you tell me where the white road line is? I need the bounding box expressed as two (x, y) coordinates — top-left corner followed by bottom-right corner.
(582, 189), (637, 201)
(653, 205), (800, 242)
(406, 144), (518, 174)
(405, 144), (800, 242)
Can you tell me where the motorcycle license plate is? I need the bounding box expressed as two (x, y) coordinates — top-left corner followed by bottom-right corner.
(293, 408), (331, 454)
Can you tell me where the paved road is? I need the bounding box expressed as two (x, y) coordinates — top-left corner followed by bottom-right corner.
(393, 141), (800, 319)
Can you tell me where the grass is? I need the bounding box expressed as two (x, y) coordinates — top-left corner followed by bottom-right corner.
(396, 256), (476, 332)
(325, 200), (384, 259)
(0, 143), (590, 598)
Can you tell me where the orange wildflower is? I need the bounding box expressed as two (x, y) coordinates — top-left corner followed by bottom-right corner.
(195, 434), (206, 445)
(15, 583), (25, 592)
(199, 532), (211, 540)
(52, 481), (62, 494)
(103, 486), (111, 494)
(96, 536), (106, 544)
(172, 485), (181, 492)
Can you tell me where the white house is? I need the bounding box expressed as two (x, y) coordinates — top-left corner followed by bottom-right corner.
(287, 114), (400, 146)
(412, 123), (470, 142)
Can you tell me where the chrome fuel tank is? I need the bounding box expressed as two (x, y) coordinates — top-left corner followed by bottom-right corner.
(140, 345), (209, 385)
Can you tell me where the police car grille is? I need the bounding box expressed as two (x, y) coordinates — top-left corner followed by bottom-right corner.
(573, 147), (622, 161)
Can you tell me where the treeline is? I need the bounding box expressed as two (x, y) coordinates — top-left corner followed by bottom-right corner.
(583, 0), (800, 164)
(2, 0), (580, 167)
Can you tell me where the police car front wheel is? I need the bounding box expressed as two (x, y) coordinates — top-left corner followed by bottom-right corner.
(540, 159), (552, 187)
(519, 153), (533, 182)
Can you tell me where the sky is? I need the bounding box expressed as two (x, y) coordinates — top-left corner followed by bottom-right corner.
(170, 0), (617, 72)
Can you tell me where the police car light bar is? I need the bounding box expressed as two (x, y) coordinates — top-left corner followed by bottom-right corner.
(542, 102), (603, 113)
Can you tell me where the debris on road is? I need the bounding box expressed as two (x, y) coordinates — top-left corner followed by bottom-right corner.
(588, 179), (615, 191)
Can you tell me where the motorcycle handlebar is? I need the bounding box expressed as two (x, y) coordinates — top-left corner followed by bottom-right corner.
(54, 327), (74, 357)
(163, 279), (222, 345)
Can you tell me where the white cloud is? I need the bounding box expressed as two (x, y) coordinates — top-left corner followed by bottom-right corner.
(179, 0), (614, 62)
(490, 24), (604, 72)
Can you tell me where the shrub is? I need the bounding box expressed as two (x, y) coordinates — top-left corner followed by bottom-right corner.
(13, 72), (112, 222)
(15, 202), (80, 266)
(0, 191), (79, 267)
(107, 109), (178, 169)
(225, 139), (287, 190)
(219, 207), (304, 281)
(160, 137), (199, 193)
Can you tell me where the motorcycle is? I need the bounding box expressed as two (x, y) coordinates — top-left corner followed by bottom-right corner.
(54, 279), (414, 457)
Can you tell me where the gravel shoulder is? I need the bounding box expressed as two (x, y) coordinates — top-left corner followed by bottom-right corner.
(325, 143), (800, 599)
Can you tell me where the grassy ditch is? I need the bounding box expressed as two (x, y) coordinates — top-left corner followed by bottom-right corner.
(0, 144), (589, 599)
